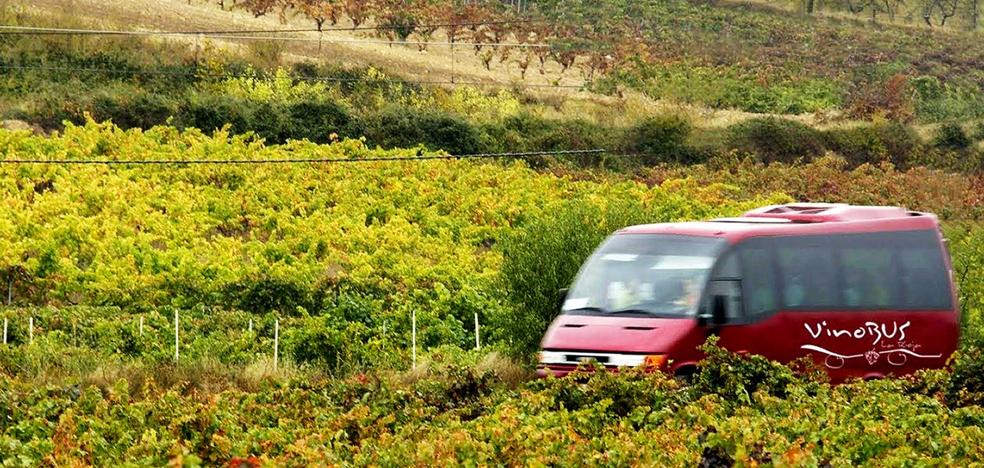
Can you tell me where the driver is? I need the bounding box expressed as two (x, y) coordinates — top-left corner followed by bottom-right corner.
(671, 277), (701, 310)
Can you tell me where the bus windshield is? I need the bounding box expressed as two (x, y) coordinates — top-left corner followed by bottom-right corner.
(563, 234), (726, 317)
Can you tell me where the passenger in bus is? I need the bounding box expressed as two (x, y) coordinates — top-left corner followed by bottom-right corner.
(747, 281), (775, 315)
(784, 273), (806, 307)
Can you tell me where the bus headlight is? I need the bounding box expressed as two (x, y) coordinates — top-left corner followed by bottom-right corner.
(643, 354), (666, 371)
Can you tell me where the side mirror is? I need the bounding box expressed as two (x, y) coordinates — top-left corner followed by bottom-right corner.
(556, 288), (569, 313)
(711, 294), (728, 326)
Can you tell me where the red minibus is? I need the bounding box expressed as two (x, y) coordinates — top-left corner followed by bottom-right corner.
(537, 203), (959, 383)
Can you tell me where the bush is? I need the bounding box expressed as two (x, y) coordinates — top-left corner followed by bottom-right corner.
(176, 92), (256, 136)
(498, 201), (613, 356)
(690, 337), (822, 404)
(176, 93), (352, 144)
(89, 89), (177, 130)
(948, 331), (984, 407)
(725, 117), (825, 163)
(822, 125), (888, 166)
(286, 316), (372, 371)
(622, 114), (697, 165)
(286, 100), (350, 143)
(933, 123), (972, 150)
(872, 120), (922, 165)
(822, 121), (920, 167)
(355, 106), (481, 155)
(478, 113), (612, 167)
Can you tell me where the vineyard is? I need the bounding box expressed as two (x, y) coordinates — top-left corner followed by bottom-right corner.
(2, 0), (984, 465)
(192, 0), (984, 120)
(0, 122), (982, 464)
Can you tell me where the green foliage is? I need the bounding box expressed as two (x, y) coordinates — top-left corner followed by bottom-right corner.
(0, 122), (796, 356)
(971, 122), (984, 142)
(912, 76), (984, 123)
(933, 123), (973, 150)
(601, 62), (842, 115)
(821, 120), (920, 167)
(477, 114), (614, 167)
(622, 114), (696, 164)
(726, 117), (826, 163)
(691, 337), (823, 405)
(497, 201), (619, 356)
(355, 105), (481, 155)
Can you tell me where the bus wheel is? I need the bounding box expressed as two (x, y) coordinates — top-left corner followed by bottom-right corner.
(673, 366), (698, 385)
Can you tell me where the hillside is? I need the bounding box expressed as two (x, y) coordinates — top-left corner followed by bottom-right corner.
(11, 0), (984, 124)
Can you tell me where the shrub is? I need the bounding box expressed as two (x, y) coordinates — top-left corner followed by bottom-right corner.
(21, 91), (88, 129)
(176, 92), (255, 136)
(822, 121), (919, 167)
(821, 125), (888, 166)
(845, 73), (914, 122)
(355, 106), (482, 154)
(286, 100), (350, 143)
(948, 330), (984, 407)
(285, 316), (373, 371)
(478, 113), (614, 168)
(177, 93), (353, 144)
(725, 117), (825, 163)
(872, 120), (922, 165)
(690, 337), (821, 405)
(497, 199), (686, 356)
(499, 201), (605, 356)
(622, 114), (697, 165)
(934, 123), (972, 150)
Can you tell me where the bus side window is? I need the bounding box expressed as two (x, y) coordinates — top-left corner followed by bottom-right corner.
(709, 253), (742, 320)
(739, 243), (777, 318)
(777, 246), (838, 308)
(898, 247), (951, 309)
(841, 246), (896, 308)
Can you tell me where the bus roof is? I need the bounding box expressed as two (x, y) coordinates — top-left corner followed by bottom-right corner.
(617, 203), (940, 242)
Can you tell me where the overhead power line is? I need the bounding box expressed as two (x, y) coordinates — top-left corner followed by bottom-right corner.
(0, 25), (550, 48)
(0, 65), (589, 89)
(0, 19), (534, 35)
(0, 149), (607, 165)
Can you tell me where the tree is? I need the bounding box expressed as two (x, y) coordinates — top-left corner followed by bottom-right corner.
(921, 0), (959, 25)
(343, 0), (373, 27)
(296, 0), (343, 30)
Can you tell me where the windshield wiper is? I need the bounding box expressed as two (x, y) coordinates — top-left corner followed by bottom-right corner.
(605, 308), (656, 316)
(564, 306), (607, 314)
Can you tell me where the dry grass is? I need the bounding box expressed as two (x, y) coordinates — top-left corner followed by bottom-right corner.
(77, 357), (307, 399)
(18, 0), (581, 88)
(399, 350), (533, 389)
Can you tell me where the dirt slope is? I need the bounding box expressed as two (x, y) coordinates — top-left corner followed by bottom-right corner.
(19, 0), (585, 89)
